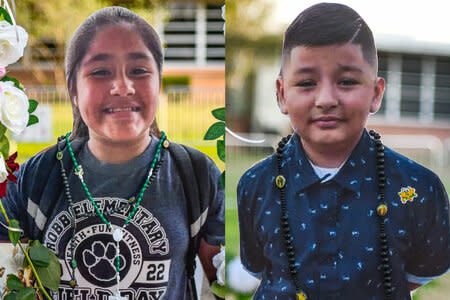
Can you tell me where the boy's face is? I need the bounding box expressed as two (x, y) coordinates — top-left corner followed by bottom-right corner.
(277, 44), (385, 154)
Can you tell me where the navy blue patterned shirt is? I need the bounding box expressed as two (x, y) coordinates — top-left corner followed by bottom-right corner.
(237, 130), (449, 300)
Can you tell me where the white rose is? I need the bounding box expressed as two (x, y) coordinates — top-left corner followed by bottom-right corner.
(0, 153), (7, 182)
(0, 244), (25, 293)
(0, 81), (29, 134)
(212, 246), (225, 286)
(227, 257), (260, 294)
(0, 20), (28, 67)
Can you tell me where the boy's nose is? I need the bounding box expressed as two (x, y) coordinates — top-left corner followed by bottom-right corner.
(315, 83), (338, 109)
(111, 75), (135, 97)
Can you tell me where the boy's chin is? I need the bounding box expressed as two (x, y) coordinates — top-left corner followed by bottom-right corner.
(299, 128), (360, 148)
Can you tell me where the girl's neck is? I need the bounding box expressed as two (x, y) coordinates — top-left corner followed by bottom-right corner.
(87, 133), (151, 164)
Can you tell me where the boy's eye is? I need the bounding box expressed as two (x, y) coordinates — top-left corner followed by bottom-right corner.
(339, 78), (359, 86)
(297, 80), (316, 87)
(90, 69), (110, 77)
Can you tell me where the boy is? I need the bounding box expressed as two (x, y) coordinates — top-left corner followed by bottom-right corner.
(237, 3), (449, 299)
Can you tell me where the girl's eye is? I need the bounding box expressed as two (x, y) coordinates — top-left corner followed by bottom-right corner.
(130, 68), (149, 75)
(339, 79), (359, 86)
(91, 69), (110, 77)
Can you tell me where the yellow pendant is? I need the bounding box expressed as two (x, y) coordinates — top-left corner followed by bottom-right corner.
(275, 175), (286, 188)
(297, 291), (307, 300)
(163, 139), (170, 148)
(377, 203), (388, 216)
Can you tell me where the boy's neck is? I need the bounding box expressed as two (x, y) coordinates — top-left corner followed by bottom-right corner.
(300, 132), (362, 168)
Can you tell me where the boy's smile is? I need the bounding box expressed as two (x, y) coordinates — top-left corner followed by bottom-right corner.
(277, 44), (385, 166)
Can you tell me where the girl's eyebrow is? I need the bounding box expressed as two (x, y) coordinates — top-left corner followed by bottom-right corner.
(127, 52), (153, 60)
(83, 53), (111, 66)
(83, 52), (153, 66)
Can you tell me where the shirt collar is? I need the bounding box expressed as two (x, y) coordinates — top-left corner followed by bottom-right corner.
(331, 130), (372, 194)
(284, 134), (321, 191)
(285, 129), (373, 194)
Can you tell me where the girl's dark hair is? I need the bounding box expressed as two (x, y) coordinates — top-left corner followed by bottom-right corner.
(281, 3), (377, 74)
(65, 6), (163, 138)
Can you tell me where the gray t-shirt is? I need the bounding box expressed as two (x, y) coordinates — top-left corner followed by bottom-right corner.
(0, 137), (224, 300)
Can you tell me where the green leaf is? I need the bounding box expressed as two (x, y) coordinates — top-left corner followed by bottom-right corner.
(6, 274), (24, 291)
(35, 248), (61, 291)
(29, 240), (50, 267)
(211, 107), (225, 121)
(28, 100), (38, 114)
(16, 288), (35, 300)
(204, 122), (225, 140)
(0, 7), (13, 25)
(0, 134), (9, 158)
(1, 76), (25, 91)
(0, 123), (6, 138)
(220, 171), (225, 189)
(27, 115), (39, 127)
(217, 139), (225, 162)
(210, 281), (226, 298)
(8, 219), (21, 246)
(4, 292), (18, 300)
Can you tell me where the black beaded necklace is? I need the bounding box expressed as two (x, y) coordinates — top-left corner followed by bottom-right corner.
(275, 130), (392, 300)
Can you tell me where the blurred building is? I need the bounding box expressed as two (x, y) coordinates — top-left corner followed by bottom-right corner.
(160, 1), (225, 89)
(9, 0), (225, 89)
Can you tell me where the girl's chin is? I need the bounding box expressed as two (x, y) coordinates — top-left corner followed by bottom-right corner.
(91, 128), (151, 143)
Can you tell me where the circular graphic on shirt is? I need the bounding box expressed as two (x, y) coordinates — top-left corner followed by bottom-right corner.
(71, 225), (138, 287)
(44, 197), (171, 299)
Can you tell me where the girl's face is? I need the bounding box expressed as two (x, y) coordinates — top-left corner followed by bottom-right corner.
(75, 24), (160, 144)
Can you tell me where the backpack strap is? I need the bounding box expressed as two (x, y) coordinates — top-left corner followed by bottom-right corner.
(168, 142), (211, 299)
(26, 137), (85, 239)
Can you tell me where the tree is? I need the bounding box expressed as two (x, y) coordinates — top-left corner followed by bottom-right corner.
(226, 0), (282, 130)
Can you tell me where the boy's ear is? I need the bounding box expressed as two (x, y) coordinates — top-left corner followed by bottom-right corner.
(276, 76), (288, 115)
(369, 77), (385, 113)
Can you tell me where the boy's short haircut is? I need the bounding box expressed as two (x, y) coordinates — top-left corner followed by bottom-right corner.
(281, 2), (378, 74)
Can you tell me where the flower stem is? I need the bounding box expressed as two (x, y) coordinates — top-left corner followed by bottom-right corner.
(0, 199), (52, 300)
(18, 241), (52, 300)
(0, 198), (10, 224)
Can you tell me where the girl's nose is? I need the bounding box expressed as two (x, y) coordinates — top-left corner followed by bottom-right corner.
(111, 74), (135, 97)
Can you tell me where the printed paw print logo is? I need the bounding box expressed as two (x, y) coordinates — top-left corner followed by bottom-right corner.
(398, 186), (418, 204)
(82, 241), (125, 281)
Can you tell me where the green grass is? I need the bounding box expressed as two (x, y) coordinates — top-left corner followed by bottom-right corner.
(226, 209), (240, 261)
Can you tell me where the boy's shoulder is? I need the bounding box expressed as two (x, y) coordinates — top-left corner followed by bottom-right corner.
(238, 153), (277, 191)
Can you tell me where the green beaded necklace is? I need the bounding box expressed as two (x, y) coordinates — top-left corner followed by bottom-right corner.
(59, 131), (167, 300)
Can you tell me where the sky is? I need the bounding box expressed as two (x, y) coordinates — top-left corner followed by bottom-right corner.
(269, 0), (450, 45)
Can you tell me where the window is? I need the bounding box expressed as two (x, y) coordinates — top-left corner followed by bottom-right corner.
(164, 2), (224, 64)
(377, 53), (388, 115)
(434, 57), (450, 119)
(400, 55), (421, 117)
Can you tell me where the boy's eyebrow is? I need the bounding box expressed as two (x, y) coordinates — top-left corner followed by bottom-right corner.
(338, 64), (363, 73)
(293, 67), (316, 75)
